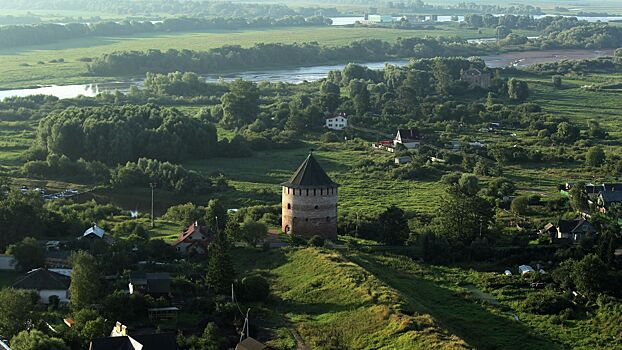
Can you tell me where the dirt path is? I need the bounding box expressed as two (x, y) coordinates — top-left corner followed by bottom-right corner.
(289, 327), (311, 350)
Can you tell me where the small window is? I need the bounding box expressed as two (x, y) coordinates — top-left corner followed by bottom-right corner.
(314, 205), (319, 210)
(305, 218), (309, 222)
(287, 203), (291, 209)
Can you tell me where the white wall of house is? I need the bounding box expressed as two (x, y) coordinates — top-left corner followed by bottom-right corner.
(0, 255), (16, 271)
(325, 117), (347, 130)
(38, 289), (69, 304)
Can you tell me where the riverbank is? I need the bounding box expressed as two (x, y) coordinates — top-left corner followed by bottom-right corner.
(0, 48), (613, 100)
(0, 24), (532, 90)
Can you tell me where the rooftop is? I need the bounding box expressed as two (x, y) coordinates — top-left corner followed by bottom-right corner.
(281, 153), (339, 189)
(12, 268), (70, 290)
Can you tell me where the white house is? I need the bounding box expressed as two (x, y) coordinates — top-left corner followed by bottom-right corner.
(172, 221), (211, 255)
(394, 129), (422, 149)
(325, 113), (348, 130)
(12, 268), (70, 304)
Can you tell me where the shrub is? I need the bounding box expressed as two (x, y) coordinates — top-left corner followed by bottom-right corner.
(308, 235), (325, 247)
(521, 290), (572, 315)
(238, 275), (270, 302)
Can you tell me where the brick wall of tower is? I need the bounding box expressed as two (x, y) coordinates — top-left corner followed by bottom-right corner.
(281, 186), (338, 239)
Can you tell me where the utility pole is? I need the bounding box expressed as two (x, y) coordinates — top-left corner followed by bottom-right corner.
(149, 182), (156, 228)
(479, 217), (483, 237)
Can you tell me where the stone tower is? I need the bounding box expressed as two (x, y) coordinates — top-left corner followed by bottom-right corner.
(281, 153), (339, 239)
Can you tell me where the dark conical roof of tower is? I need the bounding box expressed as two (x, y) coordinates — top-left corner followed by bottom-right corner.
(282, 153), (339, 188)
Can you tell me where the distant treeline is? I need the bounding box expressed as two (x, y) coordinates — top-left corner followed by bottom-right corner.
(0, 15), (332, 49)
(87, 37), (485, 76)
(0, 0), (339, 17)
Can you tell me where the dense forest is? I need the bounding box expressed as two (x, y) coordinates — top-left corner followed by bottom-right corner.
(33, 104), (218, 164)
(0, 15), (332, 49)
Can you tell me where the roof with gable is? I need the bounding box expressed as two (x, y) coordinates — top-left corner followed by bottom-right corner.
(557, 218), (595, 234)
(395, 129), (422, 142)
(89, 333), (178, 350)
(12, 268), (70, 290)
(172, 222), (210, 246)
(129, 272), (171, 294)
(236, 337), (269, 350)
(82, 225), (105, 238)
(281, 153), (339, 189)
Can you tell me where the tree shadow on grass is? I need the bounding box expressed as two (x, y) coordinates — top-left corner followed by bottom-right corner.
(347, 253), (564, 350)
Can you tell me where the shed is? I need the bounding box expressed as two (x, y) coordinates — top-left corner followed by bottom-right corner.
(518, 265), (535, 276)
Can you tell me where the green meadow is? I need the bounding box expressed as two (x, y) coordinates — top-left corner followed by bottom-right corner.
(0, 25), (538, 89)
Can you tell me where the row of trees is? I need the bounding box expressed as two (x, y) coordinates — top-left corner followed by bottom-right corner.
(0, 15), (332, 49)
(87, 37), (485, 76)
(0, 0), (332, 17)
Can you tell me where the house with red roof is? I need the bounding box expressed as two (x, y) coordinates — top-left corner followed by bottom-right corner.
(171, 221), (211, 255)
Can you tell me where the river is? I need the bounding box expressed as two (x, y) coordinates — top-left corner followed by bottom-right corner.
(0, 49), (613, 101)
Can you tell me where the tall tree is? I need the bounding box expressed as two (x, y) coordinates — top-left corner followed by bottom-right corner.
(240, 219), (268, 246)
(436, 180), (494, 244)
(0, 289), (36, 339)
(320, 81), (341, 113)
(204, 199), (228, 232)
(586, 146), (606, 167)
(6, 237), (44, 272)
(569, 182), (589, 212)
(10, 329), (69, 350)
(348, 79), (370, 115)
(205, 228), (235, 294)
(69, 251), (103, 310)
(378, 205), (409, 245)
(508, 78), (529, 101)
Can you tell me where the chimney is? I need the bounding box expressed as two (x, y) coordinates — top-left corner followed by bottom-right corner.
(121, 325), (127, 336)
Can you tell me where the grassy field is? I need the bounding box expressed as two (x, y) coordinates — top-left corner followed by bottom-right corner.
(347, 252), (622, 350)
(233, 246), (621, 349)
(0, 25), (538, 89)
(185, 143), (447, 216)
(234, 247), (468, 349)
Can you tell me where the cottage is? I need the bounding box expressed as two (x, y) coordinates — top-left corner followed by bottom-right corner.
(394, 129), (422, 149)
(89, 322), (177, 350)
(172, 221), (211, 255)
(518, 265), (535, 275)
(325, 113), (348, 131)
(79, 224), (113, 245)
(556, 218), (597, 243)
(12, 268), (70, 304)
(129, 272), (171, 298)
(460, 68), (492, 89)
(394, 156), (411, 164)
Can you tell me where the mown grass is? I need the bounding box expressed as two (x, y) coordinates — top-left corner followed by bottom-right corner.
(235, 247), (468, 349)
(0, 25), (538, 89)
